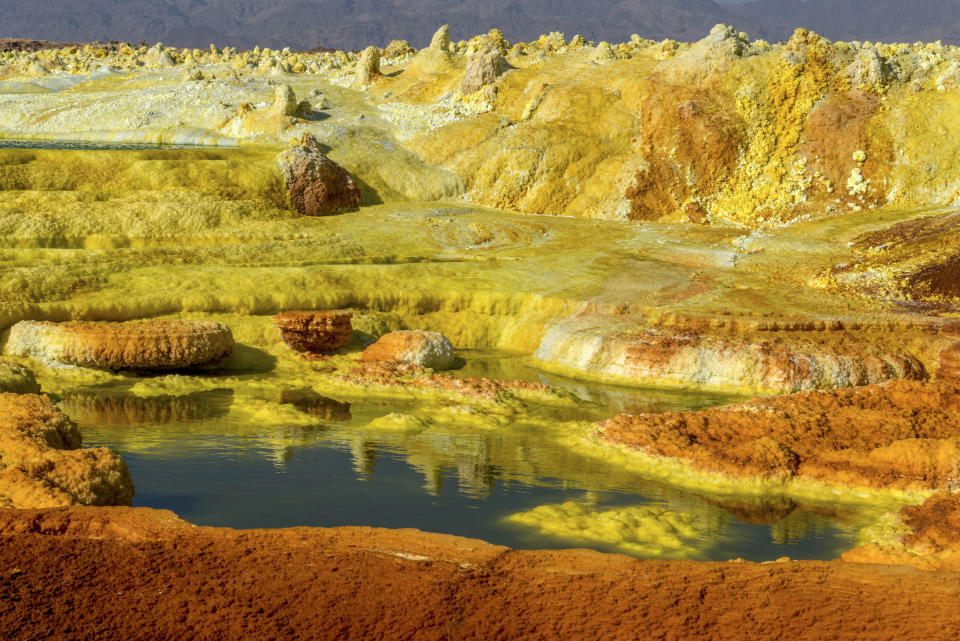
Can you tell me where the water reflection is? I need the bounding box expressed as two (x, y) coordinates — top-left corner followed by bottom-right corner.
(277, 389), (352, 422)
(60, 389), (233, 426)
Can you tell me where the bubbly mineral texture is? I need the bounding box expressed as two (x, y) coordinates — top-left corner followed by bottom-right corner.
(277, 133), (362, 216)
(0, 359), (40, 394)
(600, 380), (960, 491)
(361, 330), (456, 370)
(273, 310), (353, 353)
(5, 319), (234, 370)
(0, 393), (133, 508)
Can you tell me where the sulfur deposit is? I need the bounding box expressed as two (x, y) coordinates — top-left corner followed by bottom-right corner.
(0, 394), (133, 508)
(5, 320), (234, 369)
(273, 310), (353, 353)
(362, 330), (456, 370)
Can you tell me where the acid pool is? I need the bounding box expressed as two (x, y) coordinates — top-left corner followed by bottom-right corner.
(65, 351), (864, 562)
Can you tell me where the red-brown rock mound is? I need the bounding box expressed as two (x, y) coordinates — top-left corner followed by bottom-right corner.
(273, 310), (353, 353)
(0, 394), (133, 509)
(600, 380), (960, 490)
(278, 133), (362, 216)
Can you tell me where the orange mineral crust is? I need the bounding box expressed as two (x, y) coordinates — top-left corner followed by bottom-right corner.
(600, 380), (960, 490)
(2, 506), (960, 641)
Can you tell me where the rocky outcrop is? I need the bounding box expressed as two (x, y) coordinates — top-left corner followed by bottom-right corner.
(600, 380), (960, 491)
(461, 45), (508, 94)
(0, 359), (40, 394)
(144, 43), (175, 67)
(277, 133), (362, 216)
(5, 319), (234, 370)
(0, 393), (133, 508)
(273, 310), (353, 354)
(361, 330), (456, 370)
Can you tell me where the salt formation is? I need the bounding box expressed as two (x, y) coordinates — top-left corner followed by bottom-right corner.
(5, 320), (234, 369)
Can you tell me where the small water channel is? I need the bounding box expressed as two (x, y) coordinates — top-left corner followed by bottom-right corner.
(66, 350), (864, 562)
(0, 138), (216, 150)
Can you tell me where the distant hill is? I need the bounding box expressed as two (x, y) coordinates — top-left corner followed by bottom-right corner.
(0, 0), (958, 50)
(722, 0), (960, 44)
(0, 0), (752, 50)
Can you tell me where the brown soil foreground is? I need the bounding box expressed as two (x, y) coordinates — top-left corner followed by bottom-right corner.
(2, 507), (960, 641)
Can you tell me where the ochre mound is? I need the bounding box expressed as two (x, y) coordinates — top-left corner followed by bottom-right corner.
(2, 506), (960, 641)
(599, 380), (960, 490)
(273, 310), (353, 353)
(844, 492), (960, 571)
(5, 319), (234, 369)
(0, 394), (133, 508)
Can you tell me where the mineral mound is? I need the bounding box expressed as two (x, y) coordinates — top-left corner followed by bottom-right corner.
(362, 330), (456, 370)
(536, 318), (927, 393)
(600, 380), (960, 491)
(5, 319), (234, 370)
(273, 310), (353, 353)
(277, 133), (362, 216)
(0, 393), (133, 508)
